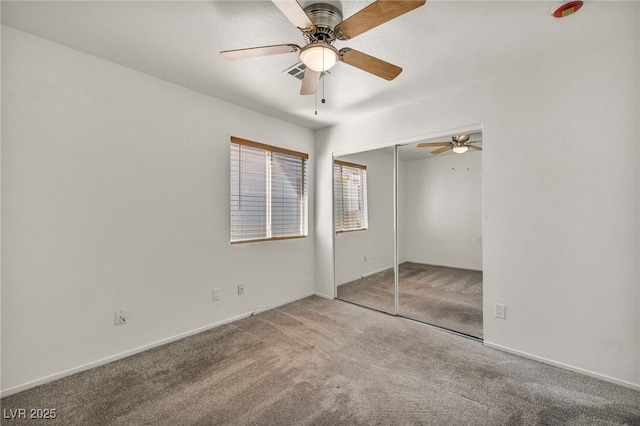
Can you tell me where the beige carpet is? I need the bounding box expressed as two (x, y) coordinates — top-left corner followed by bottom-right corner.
(2, 296), (639, 425)
(337, 262), (483, 338)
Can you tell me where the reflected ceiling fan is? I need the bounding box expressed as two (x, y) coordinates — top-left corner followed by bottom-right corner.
(417, 134), (483, 155)
(220, 0), (426, 95)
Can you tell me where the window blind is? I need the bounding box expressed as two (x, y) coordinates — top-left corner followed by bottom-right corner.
(230, 137), (308, 244)
(334, 160), (368, 233)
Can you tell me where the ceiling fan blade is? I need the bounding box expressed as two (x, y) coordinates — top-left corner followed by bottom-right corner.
(300, 69), (320, 95)
(335, 0), (426, 40)
(339, 48), (402, 81)
(220, 44), (300, 61)
(272, 0), (314, 30)
(431, 146), (451, 155)
(468, 145), (483, 151)
(417, 142), (450, 148)
(457, 134), (470, 143)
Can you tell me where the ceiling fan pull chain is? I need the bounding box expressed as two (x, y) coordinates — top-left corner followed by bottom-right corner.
(315, 85), (318, 115)
(322, 72), (326, 104)
(320, 54), (326, 106)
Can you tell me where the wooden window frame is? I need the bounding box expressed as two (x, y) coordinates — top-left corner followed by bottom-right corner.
(230, 136), (309, 244)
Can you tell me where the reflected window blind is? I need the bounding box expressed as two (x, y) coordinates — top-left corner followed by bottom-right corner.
(231, 137), (308, 244)
(334, 160), (368, 233)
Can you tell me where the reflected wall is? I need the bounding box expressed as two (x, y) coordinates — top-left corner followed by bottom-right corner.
(334, 148), (395, 314)
(397, 142), (483, 338)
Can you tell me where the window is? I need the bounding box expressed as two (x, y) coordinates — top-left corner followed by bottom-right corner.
(334, 160), (368, 233)
(230, 136), (308, 244)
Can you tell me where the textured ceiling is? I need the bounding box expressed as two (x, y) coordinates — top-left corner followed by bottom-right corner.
(2, 1), (637, 130)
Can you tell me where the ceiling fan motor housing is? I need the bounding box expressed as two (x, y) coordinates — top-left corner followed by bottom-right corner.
(303, 3), (343, 43)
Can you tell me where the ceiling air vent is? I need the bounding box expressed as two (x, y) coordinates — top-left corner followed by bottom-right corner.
(283, 62), (330, 81)
(284, 62), (307, 80)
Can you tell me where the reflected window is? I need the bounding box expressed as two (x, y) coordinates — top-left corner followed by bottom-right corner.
(334, 160), (368, 233)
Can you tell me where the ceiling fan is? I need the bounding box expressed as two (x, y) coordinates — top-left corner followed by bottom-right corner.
(417, 134), (483, 155)
(220, 0), (426, 95)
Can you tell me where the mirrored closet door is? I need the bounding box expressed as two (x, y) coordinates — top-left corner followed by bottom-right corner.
(396, 135), (484, 339)
(334, 148), (396, 314)
(333, 132), (484, 340)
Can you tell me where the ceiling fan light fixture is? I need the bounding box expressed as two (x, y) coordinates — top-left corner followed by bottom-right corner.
(452, 145), (469, 154)
(300, 43), (339, 72)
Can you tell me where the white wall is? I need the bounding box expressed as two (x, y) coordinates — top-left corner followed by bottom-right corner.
(404, 152), (482, 270)
(397, 157), (406, 264)
(315, 32), (640, 386)
(334, 149), (394, 286)
(1, 27), (315, 394)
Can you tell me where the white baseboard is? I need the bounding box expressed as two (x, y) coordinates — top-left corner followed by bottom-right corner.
(312, 292), (334, 300)
(483, 341), (640, 391)
(403, 260), (483, 272)
(7, 295), (635, 397)
(337, 265), (394, 286)
(362, 265), (394, 278)
(1, 291), (317, 398)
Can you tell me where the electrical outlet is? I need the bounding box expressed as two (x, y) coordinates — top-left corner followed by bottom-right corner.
(238, 284), (245, 295)
(213, 288), (220, 301)
(494, 303), (506, 319)
(115, 310), (127, 325)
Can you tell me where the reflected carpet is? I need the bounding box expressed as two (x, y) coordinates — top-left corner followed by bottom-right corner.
(337, 262), (483, 338)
